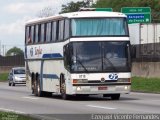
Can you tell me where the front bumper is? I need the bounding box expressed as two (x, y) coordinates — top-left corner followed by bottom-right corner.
(70, 84), (131, 95)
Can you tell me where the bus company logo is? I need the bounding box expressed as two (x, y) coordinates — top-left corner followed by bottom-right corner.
(35, 46), (42, 56)
(109, 73), (118, 80)
(30, 48), (33, 57)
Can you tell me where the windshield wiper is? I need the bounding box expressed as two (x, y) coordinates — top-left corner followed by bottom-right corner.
(76, 56), (89, 73)
(103, 57), (118, 72)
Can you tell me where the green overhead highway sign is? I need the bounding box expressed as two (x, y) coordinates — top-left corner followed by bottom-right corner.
(122, 7), (151, 13)
(121, 7), (151, 24)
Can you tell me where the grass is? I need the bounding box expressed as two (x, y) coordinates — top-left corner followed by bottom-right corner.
(131, 77), (160, 93)
(0, 73), (8, 82)
(0, 111), (37, 120)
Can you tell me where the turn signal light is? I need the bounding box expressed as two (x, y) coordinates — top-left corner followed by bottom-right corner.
(128, 78), (131, 83)
(73, 79), (78, 83)
(72, 79), (88, 83)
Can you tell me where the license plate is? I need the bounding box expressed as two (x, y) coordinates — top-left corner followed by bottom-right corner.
(98, 86), (107, 90)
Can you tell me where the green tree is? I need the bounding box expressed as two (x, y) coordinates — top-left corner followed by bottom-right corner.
(60, 1), (89, 14)
(6, 47), (24, 56)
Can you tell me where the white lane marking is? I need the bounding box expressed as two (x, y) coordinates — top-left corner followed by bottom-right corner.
(87, 105), (116, 110)
(150, 100), (160, 102)
(34, 115), (61, 120)
(0, 108), (26, 114)
(22, 96), (39, 100)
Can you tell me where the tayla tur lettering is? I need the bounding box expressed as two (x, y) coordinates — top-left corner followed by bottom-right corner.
(35, 46), (42, 56)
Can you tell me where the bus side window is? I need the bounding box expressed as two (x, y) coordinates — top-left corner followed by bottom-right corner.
(31, 26), (35, 44)
(58, 20), (64, 41)
(25, 26), (31, 44)
(56, 21), (59, 41)
(44, 23), (47, 43)
(64, 19), (70, 40)
(38, 24), (41, 43)
(52, 21), (57, 42)
(41, 23), (46, 43)
(64, 44), (71, 71)
(35, 25), (39, 43)
(46, 22), (52, 42)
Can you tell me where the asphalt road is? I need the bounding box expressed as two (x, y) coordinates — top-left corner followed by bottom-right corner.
(0, 82), (160, 120)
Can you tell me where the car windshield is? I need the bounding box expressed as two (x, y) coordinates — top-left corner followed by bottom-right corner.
(14, 69), (25, 74)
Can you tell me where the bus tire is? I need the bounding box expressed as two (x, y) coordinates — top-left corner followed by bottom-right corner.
(34, 74), (37, 96)
(60, 74), (69, 100)
(36, 75), (44, 97)
(61, 83), (69, 100)
(31, 73), (36, 94)
(111, 94), (120, 100)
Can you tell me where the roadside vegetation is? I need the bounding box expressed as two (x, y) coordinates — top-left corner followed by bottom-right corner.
(131, 77), (160, 93)
(0, 73), (8, 82)
(0, 112), (36, 120)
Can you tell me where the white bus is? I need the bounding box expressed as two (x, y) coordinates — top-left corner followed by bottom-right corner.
(25, 11), (131, 100)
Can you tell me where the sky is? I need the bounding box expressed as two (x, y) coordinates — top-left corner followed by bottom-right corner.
(0, 0), (83, 54)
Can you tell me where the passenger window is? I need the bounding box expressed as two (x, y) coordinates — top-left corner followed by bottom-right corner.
(64, 44), (72, 71)
(35, 25), (39, 43)
(31, 26), (35, 43)
(41, 24), (45, 43)
(64, 19), (70, 40)
(25, 26), (31, 44)
(38, 24), (41, 43)
(46, 22), (51, 42)
(58, 20), (64, 41)
(52, 21), (57, 42)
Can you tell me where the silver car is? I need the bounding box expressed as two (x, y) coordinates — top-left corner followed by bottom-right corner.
(8, 67), (26, 86)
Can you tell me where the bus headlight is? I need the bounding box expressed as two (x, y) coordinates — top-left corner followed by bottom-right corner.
(76, 87), (81, 91)
(124, 86), (129, 90)
(73, 79), (88, 83)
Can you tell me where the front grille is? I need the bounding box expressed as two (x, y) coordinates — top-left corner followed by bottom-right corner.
(88, 80), (117, 83)
(20, 77), (26, 78)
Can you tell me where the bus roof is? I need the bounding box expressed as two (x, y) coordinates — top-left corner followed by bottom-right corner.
(26, 11), (127, 25)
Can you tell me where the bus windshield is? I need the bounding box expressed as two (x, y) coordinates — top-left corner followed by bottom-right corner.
(68, 41), (131, 73)
(71, 18), (129, 37)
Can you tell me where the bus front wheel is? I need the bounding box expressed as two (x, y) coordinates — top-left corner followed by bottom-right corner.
(60, 75), (69, 100)
(31, 73), (36, 94)
(36, 75), (44, 97)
